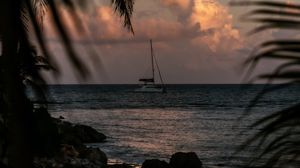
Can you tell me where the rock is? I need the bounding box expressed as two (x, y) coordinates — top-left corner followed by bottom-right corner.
(54, 119), (83, 147)
(169, 152), (203, 168)
(73, 124), (106, 143)
(30, 109), (108, 168)
(142, 159), (171, 168)
(61, 144), (79, 158)
(33, 108), (60, 157)
(78, 147), (107, 165)
(53, 118), (106, 147)
(34, 156), (106, 168)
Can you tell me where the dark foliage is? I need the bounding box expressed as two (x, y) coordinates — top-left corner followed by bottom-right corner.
(231, 1), (300, 167)
(0, 0), (134, 168)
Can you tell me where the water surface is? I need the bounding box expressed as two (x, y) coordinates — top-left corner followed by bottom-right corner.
(46, 84), (299, 167)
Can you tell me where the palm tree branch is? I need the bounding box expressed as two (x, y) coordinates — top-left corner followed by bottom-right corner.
(243, 9), (300, 19)
(24, 0), (58, 74)
(47, 0), (89, 78)
(111, 0), (134, 33)
(230, 1), (300, 10)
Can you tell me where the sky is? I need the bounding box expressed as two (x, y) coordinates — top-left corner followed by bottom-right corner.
(42, 0), (286, 84)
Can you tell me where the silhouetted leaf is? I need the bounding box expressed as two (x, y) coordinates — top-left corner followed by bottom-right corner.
(0, 0), (135, 167)
(232, 0), (300, 167)
(111, 0), (134, 33)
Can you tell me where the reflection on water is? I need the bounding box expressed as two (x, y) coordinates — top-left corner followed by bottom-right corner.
(48, 85), (300, 168)
(51, 108), (262, 167)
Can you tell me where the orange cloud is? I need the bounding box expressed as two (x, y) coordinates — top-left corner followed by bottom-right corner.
(42, 1), (248, 84)
(45, 1), (242, 50)
(161, 0), (191, 10)
(93, 7), (125, 39)
(190, 0), (243, 53)
(44, 5), (210, 45)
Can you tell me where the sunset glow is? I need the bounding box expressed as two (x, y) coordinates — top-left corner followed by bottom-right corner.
(1, 1), (299, 168)
(42, 0), (267, 84)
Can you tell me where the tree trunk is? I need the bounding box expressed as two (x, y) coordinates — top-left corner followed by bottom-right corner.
(0, 1), (34, 168)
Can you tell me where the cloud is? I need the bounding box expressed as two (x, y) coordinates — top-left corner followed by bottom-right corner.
(190, 0), (243, 53)
(161, 0), (191, 10)
(42, 0), (247, 84)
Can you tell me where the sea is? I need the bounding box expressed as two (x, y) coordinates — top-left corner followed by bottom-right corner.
(41, 84), (299, 168)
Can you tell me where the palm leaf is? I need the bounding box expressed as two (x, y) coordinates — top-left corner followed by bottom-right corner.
(232, 0), (300, 167)
(0, 0), (135, 167)
(111, 0), (134, 33)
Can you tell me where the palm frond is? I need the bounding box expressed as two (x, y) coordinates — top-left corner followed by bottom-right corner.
(232, 1), (300, 34)
(32, 0), (48, 27)
(24, 0), (59, 75)
(47, 0), (89, 78)
(232, 0), (300, 167)
(0, 0), (135, 167)
(243, 9), (300, 18)
(230, 1), (300, 10)
(111, 0), (134, 33)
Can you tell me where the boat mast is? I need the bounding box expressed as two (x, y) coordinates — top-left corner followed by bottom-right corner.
(150, 39), (155, 83)
(154, 52), (166, 91)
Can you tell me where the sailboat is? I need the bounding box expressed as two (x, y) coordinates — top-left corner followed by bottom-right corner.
(135, 40), (166, 93)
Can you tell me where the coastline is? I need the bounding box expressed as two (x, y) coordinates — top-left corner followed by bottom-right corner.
(34, 110), (204, 168)
(44, 84), (297, 167)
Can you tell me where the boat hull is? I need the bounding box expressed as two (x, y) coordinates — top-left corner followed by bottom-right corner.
(134, 85), (165, 93)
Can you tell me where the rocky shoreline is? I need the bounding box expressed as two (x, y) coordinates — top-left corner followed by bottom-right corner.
(34, 109), (203, 168)
(33, 108), (108, 168)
